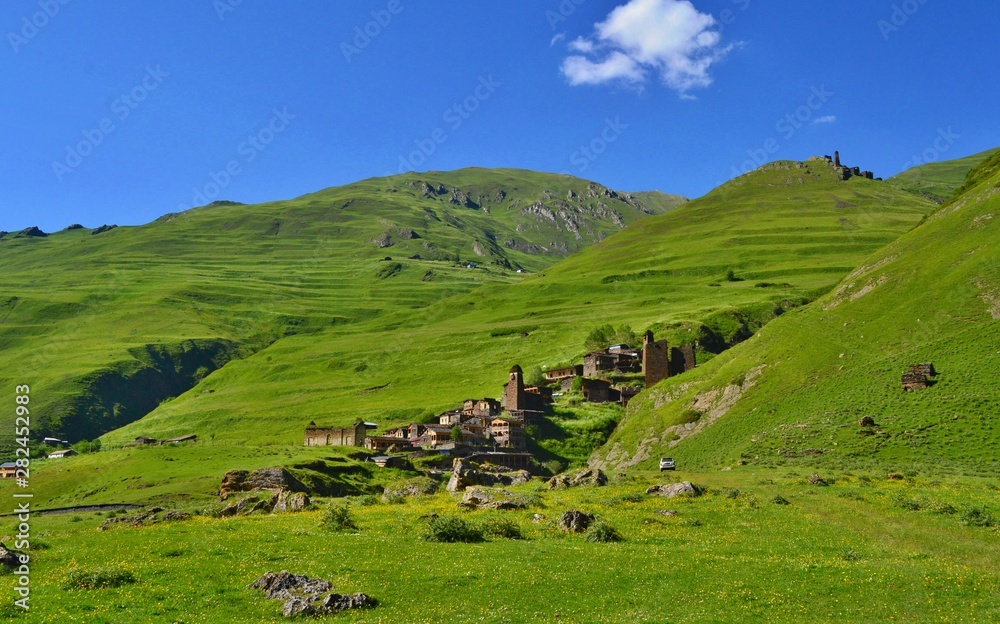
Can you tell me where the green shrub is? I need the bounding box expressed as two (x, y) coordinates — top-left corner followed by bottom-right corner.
(722, 488), (742, 499)
(481, 517), (523, 540)
(320, 503), (358, 532)
(584, 521), (623, 543)
(61, 567), (136, 590)
(894, 496), (923, 512)
(930, 502), (958, 515)
(72, 439), (102, 454)
(421, 516), (484, 543)
(680, 518), (702, 527)
(840, 550), (862, 562)
(375, 262), (402, 279)
(961, 507), (996, 528)
(679, 409), (702, 425)
(605, 492), (646, 506)
(771, 495), (791, 506)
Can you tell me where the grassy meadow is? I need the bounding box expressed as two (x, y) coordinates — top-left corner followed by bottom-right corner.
(2, 470), (998, 622)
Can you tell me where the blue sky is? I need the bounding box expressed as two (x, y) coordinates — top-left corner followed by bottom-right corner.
(2, 0), (998, 232)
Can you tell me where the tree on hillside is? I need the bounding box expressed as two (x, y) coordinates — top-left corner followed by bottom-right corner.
(584, 324), (638, 352)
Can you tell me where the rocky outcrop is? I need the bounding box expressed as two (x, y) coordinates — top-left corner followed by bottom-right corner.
(0, 542), (26, 569)
(645, 482), (700, 498)
(273, 490), (310, 513)
(558, 510), (594, 532)
(15, 226), (48, 238)
(547, 468), (608, 490)
(92, 224), (118, 235)
(459, 487), (531, 510)
(98, 507), (191, 530)
(382, 477), (439, 501)
(249, 571), (376, 617)
(219, 468), (308, 500)
(446, 459), (531, 492)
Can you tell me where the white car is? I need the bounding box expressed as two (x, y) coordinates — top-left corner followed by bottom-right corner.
(659, 457), (675, 471)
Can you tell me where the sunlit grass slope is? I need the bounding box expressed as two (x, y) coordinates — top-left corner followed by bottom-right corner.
(103, 159), (936, 448)
(602, 151), (1000, 476)
(887, 147), (999, 203)
(0, 169), (668, 448)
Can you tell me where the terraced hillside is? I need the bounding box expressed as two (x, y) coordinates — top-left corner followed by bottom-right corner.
(600, 150), (1000, 476)
(887, 147), (999, 203)
(97, 158), (937, 452)
(0, 169), (674, 450)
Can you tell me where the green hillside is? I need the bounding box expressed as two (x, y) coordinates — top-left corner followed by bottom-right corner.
(887, 147), (999, 203)
(0, 169), (670, 450)
(599, 150), (1000, 475)
(94, 158), (936, 452)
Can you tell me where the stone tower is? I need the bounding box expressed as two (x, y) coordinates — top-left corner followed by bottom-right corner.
(503, 364), (526, 411)
(642, 331), (669, 388)
(834, 150), (841, 167)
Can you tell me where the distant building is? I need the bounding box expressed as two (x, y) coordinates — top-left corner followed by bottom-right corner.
(304, 420), (374, 447)
(48, 449), (78, 459)
(543, 365), (583, 382)
(490, 418), (526, 450)
(0, 463), (18, 478)
(162, 434), (197, 445)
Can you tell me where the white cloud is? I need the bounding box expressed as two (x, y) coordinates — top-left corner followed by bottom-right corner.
(568, 37), (595, 53)
(562, 51), (646, 86)
(550, 33), (566, 47)
(812, 115), (837, 125)
(560, 0), (732, 96)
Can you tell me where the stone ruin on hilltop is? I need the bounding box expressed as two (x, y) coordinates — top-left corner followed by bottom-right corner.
(809, 150), (881, 181)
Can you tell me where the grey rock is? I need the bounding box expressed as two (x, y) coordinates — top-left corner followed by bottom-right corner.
(273, 490), (310, 513)
(459, 487), (530, 510)
(547, 468), (608, 490)
(446, 459), (531, 492)
(558, 510), (594, 533)
(645, 482), (700, 498)
(219, 467), (308, 500)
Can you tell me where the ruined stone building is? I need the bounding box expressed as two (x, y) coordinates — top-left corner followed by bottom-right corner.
(304, 420), (375, 447)
(462, 398), (502, 419)
(669, 345), (697, 377)
(902, 363), (937, 391)
(819, 150), (877, 181)
(584, 350), (642, 377)
(642, 331), (669, 387)
(502, 365), (550, 414)
(438, 409), (465, 426)
(582, 379), (617, 404)
(364, 436), (402, 453)
(543, 365), (583, 382)
(490, 417), (527, 450)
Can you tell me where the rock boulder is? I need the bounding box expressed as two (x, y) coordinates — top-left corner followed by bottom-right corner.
(547, 468), (608, 490)
(446, 459), (531, 492)
(219, 467), (308, 500)
(645, 482), (700, 498)
(249, 571), (376, 617)
(558, 510), (594, 533)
